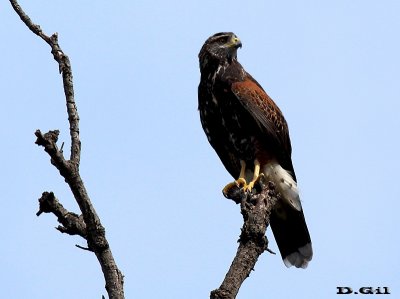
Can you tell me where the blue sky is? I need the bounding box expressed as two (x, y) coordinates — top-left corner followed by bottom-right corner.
(1, 1), (399, 298)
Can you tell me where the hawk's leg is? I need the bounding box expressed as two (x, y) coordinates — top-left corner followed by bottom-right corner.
(222, 160), (247, 196)
(244, 159), (260, 192)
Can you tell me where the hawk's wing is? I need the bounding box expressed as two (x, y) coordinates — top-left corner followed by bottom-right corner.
(231, 77), (312, 266)
(231, 75), (294, 173)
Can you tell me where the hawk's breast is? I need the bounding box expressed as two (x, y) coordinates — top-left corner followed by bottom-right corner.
(199, 66), (260, 163)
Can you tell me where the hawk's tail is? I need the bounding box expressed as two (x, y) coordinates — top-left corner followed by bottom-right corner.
(270, 200), (313, 268)
(263, 162), (313, 268)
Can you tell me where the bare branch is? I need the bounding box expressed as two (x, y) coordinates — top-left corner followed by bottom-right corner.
(10, 1), (124, 298)
(210, 177), (277, 299)
(10, 0), (80, 164)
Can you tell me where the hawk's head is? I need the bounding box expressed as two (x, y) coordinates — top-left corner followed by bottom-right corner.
(199, 32), (242, 71)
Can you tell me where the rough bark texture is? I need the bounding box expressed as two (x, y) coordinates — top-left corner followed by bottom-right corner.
(210, 176), (277, 299)
(10, 1), (125, 298)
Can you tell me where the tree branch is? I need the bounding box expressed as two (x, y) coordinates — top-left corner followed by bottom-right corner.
(10, 1), (124, 298)
(210, 176), (277, 299)
(10, 0), (80, 164)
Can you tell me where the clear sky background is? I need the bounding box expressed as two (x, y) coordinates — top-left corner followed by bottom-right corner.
(1, 1), (399, 298)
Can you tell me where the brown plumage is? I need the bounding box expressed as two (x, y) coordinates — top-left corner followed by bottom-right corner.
(198, 32), (312, 268)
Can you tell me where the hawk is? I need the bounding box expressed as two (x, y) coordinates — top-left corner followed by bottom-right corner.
(198, 32), (312, 268)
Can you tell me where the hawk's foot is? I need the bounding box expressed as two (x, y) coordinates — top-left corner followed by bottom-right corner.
(244, 181), (255, 192)
(244, 173), (265, 192)
(222, 178), (247, 198)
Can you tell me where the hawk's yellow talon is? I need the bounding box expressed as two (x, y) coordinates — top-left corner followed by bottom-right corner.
(244, 181), (255, 192)
(222, 177), (247, 195)
(236, 177), (247, 188)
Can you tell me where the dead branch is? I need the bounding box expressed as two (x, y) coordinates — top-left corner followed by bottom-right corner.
(210, 176), (277, 299)
(10, 1), (124, 298)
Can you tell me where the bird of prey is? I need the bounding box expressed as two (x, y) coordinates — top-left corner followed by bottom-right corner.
(198, 32), (312, 268)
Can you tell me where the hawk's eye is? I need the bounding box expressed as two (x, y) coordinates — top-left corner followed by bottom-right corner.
(218, 36), (229, 44)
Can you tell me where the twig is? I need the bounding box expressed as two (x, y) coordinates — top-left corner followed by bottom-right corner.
(210, 177), (277, 299)
(37, 191), (87, 238)
(10, 1), (124, 298)
(76, 244), (93, 252)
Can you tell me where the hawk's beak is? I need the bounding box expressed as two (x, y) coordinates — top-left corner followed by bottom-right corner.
(225, 35), (242, 60)
(229, 36), (242, 49)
